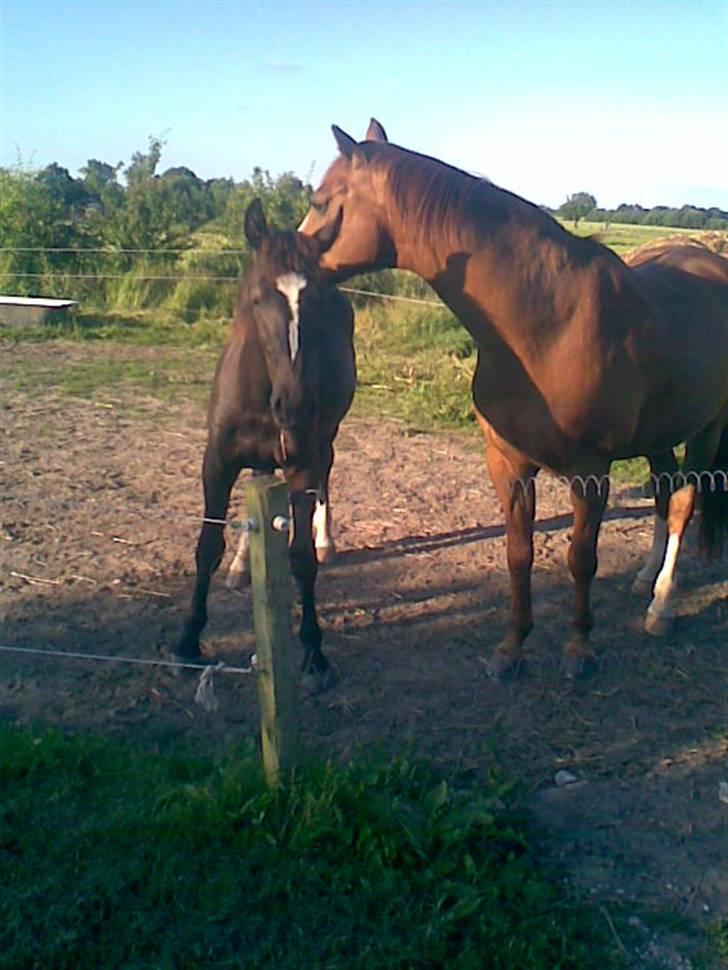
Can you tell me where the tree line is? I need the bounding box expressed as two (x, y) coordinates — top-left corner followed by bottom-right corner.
(0, 138), (312, 318)
(2, 141), (726, 319)
(556, 191), (728, 230)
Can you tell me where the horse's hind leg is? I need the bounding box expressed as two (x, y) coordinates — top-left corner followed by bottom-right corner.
(226, 471), (266, 589)
(482, 426), (539, 680)
(288, 488), (332, 692)
(564, 472), (609, 679)
(313, 440), (337, 564)
(177, 445), (239, 660)
(644, 422), (724, 636)
(632, 451), (678, 595)
(225, 528), (251, 590)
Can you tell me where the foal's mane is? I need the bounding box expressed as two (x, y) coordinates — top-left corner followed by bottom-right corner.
(257, 230), (318, 276)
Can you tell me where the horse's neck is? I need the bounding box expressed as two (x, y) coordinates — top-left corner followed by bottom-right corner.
(230, 307), (271, 402)
(389, 180), (609, 355)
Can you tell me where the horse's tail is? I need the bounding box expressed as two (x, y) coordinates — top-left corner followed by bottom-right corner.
(699, 424), (728, 559)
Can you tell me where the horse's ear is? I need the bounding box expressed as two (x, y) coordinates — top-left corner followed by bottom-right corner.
(365, 118), (388, 143)
(244, 198), (268, 249)
(332, 125), (360, 161)
(312, 206), (343, 255)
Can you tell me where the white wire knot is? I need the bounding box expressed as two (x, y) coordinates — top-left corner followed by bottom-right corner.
(194, 662), (225, 713)
(192, 655), (259, 713)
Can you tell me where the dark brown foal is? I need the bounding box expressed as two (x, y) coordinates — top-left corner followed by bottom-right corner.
(176, 199), (355, 689)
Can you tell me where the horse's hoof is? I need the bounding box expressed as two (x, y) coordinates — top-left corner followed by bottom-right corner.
(644, 611), (674, 637)
(631, 574), (653, 596)
(225, 567), (250, 590)
(316, 545), (337, 565)
(485, 652), (525, 682)
(301, 665), (337, 695)
(561, 652), (599, 681)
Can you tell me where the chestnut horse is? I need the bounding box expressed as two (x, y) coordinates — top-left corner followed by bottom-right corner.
(299, 120), (728, 680)
(176, 199), (355, 688)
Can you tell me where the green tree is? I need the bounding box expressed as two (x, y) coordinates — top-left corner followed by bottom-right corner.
(558, 192), (597, 227)
(223, 169), (310, 245)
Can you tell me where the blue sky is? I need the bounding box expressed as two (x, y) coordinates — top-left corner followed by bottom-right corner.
(1, 0), (726, 209)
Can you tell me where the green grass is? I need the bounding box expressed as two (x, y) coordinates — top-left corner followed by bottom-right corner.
(1, 312), (226, 408)
(0, 726), (621, 970)
(0, 309), (230, 347)
(351, 302), (477, 432)
(709, 919), (728, 963)
(561, 220), (695, 255)
(3, 343), (218, 410)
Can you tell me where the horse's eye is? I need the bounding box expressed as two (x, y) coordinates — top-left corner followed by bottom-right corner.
(312, 198), (328, 214)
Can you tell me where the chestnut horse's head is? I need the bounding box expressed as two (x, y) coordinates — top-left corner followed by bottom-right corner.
(243, 198), (341, 456)
(298, 119), (396, 282)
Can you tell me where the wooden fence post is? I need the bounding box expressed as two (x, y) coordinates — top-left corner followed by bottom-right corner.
(244, 475), (300, 785)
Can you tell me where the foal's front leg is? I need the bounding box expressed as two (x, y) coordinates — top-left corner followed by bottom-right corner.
(288, 488), (333, 692)
(177, 445), (238, 660)
(313, 440), (337, 564)
(482, 426), (539, 680)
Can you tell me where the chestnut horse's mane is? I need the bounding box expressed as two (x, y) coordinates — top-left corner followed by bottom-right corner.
(365, 141), (599, 256)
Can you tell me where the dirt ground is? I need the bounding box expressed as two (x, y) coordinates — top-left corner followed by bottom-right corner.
(2, 341), (727, 967)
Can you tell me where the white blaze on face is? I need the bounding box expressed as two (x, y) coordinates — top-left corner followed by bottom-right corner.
(275, 272), (307, 363)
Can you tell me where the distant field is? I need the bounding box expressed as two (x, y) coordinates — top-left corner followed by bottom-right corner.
(560, 219), (695, 255)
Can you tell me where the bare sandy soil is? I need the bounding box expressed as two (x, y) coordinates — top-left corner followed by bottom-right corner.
(2, 341), (726, 967)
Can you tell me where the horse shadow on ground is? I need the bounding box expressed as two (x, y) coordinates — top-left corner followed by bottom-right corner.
(332, 503), (654, 565)
(1, 507), (724, 769)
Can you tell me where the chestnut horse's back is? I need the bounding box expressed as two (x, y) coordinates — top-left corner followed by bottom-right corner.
(627, 242), (728, 286)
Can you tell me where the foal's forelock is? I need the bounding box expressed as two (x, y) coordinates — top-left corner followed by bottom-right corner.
(275, 272), (307, 363)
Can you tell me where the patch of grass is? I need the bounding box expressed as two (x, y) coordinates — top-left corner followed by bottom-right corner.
(561, 220), (695, 256)
(608, 457), (650, 485)
(352, 302), (477, 433)
(709, 919), (728, 963)
(0, 727), (621, 970)
(2, 337), (219, 410)
(0, 309), (230, 348)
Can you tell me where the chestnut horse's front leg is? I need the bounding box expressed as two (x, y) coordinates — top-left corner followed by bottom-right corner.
(481, 421), (539, 680)
(176, 443), (239, 660)
(564, 472), (609, 679)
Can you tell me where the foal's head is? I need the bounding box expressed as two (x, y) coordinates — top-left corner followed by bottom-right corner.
(243, 199), (342, 452)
